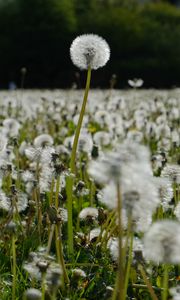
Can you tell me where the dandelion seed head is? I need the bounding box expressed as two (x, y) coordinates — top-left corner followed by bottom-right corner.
(70, 34), (110, 70)
(0, 191), (10, 211)
(79, 207), (98, 221)
(25, 147), (42, 162)
(19, 140), (28, 156)
(154, 177), (173, 211)
(170, 286), (180, 300)
(174, 203), (180, 221)
(77, 132), (93, 154)
(24, 288), (42, 300)
(46, 262), (62, 287)
(88, 152), (122, 184)
(0, 190), (28, 213)
(21, 170), (35, 182)
(58, 208), (68, 223)
(128, 78), (144, 88)
(93, 131), (111, 147)
(0, 135), (7, 152)
(161, 164), (180, 184)
(34, 134), (53, 148)
(107, 237), (119, 262)
(143, 220), (180, 264)
(72, 268), (86, 278)
(89, 227), (101, 242)
(2, 118), (20, 137)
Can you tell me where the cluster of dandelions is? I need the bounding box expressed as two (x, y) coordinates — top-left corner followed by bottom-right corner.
(0, 34), (179, 300)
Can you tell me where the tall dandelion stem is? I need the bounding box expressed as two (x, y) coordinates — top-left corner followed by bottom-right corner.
(162, 264), (169, 300)
(41, 272), (46, 300)
(12, 233), (16, 300)
(138, 264), (158, 300)
(66, 175), (74, 258)
(112, 182), (124, 300)
(67, 66), (91, 260)
(123, 220), (133, 299)
(70, 66), (91, 174)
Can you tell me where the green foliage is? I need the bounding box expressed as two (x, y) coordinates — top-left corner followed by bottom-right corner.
(0, 0), (180, 87)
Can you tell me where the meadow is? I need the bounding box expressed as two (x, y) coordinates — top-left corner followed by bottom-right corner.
(0, 88), (179, 300)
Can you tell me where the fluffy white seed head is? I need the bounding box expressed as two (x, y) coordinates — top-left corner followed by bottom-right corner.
(143, 220), (180, 264)
(70, 34), (110, 70)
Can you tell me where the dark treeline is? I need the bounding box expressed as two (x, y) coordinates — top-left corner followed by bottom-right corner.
(1, 0), (180, 89)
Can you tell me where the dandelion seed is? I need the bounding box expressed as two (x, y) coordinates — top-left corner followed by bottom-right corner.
(70, 34), (110, 70)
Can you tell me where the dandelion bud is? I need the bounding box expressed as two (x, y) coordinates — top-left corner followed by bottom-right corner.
(70, 34), (110, 70)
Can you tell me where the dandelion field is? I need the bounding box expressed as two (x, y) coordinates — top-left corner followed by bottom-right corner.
(0, 88), (179, 300)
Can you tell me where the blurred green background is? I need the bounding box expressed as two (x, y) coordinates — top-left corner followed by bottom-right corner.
(0, 0), (180, 89)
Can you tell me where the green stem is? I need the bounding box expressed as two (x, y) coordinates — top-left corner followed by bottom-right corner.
(66, 67), (91, 259)
(49, 177), (55, 206)
(51, 289), (58, 300)
(100, 212), (116, 246)
(57, 225), (70, 285)
(55, 176), (60, 209)
(46, 224), (55, 254)
(162, 264), (169, 300)
(15, 146), (21, 190)
(132, 284), (163, 291)
(33, 187), (41, 243)
(70, 66), (91, 174)
(12, 234), (16, 300)
(89, 179), (95, 207)
(66, 175), (74, 258)
(123, 222), (133, 299)
(41, 272), (46, 300)
(112, 183), (124, 300)
(138, 264), (158, 300)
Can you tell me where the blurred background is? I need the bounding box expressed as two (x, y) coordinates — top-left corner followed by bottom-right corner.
(0, 0), (180, 89)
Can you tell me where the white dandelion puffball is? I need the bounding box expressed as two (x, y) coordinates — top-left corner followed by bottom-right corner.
(70, 34), (110, 70)
(143, 220), (180, 264)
